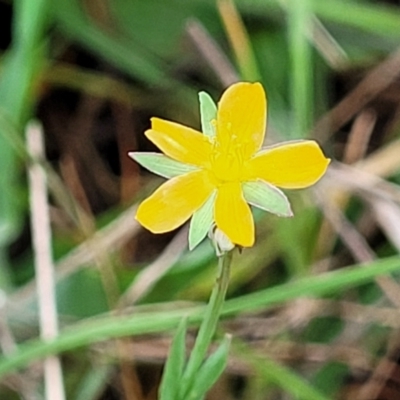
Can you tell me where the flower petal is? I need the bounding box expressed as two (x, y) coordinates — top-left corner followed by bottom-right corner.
(146, 118), (212, 167)
(246, 140), (330, 189)
(216, 82), (267, 159)
(189, 190), (217, 250)
(129, 152), (199, 179)
(242, 180), (293, 217)
(199, 91), (217, 138)
(214, 182), (254, 247)
(136, 170), (214, 233)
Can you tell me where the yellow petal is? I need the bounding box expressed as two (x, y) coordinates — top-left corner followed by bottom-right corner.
(136, 170), (214, 233)
(146, 118), (212, 167)
(214, 182), (254, 247)
(246, 140), (330, 189)
(216, 82), (267, 160)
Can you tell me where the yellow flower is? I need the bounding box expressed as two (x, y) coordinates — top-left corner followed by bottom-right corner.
(130, 82), (330, 249)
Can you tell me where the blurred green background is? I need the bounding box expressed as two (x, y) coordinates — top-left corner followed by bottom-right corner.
(2, 0), (400, 399)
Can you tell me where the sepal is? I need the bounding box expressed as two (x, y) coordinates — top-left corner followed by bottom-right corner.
(128, 152), (198, 179)
(243, 180), (293, 217)
(189, 191), (216, 250)
(199, 91), (217, 138)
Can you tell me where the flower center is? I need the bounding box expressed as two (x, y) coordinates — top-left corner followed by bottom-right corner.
(211, 135), (247, 184)
(210, 148), (243, 184)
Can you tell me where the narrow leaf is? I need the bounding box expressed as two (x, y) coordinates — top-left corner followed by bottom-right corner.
(189, 190), (216, 250)
(128, 152), (198, 179)
(186, 334), (231, 400)
(243, 180), (293, 217)
(199, 92), (217, 138)
(159, 318), (187, 400)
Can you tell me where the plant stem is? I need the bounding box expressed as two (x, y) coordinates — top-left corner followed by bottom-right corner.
(180, 249), (233, 396)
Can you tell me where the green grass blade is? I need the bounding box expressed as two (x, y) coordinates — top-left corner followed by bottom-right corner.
(222, 256), (400, 315)
(285, 0), (313, 138)
(236, 0), (400, 38)
(311, 0), (400, 38)
(0, 0), (50, 289)
(0, 255), (399, 379)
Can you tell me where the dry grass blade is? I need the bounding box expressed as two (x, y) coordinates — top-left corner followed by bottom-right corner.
(290, 299), (400, 330)
(120, 226), (188, 306)
(27, 122), (65, 400)
(186, 19), (239, 87)
(218, 0), (260, 81)
(371, 198), (400, 251)
(357, 138), (400, 178)
(310, 16), (348, 69)
(325, 163), (400, 204)
(96, 331), (372, 376)
(314, 187), (375, 262)
(355, 348), (400, 400)
(313, 46), (400, 141)
(0, 308), (38, 398)
(6, 203), (140, 318)
(315, 187), (400, 307)
(342, 109), (376, 165)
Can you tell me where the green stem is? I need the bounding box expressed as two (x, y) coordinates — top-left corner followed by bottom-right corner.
(180, 250), (233, 397)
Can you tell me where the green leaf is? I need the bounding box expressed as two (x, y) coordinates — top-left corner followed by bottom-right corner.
(189, 191), (216, 251)
(185, 334), (231, 400)
(159, 318), (187, 400)
(128, 152), (198, 179)
(242, 180), (293, 217)
(199, 92), (217, 138)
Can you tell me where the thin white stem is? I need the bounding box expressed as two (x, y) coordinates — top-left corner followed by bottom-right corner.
(27, 121), (66, 400)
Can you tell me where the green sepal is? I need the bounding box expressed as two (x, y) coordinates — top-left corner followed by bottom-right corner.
(128, 152), (198, 179)
(185, 334), (232, 400)
(159, 318), (187, 400)
(189, 190), (216, 251)
(243, 180), (293, 217)
(199, 91), (217, 138)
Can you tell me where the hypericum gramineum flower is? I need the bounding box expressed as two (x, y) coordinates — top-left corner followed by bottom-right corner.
(129, 82), (330, 250)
